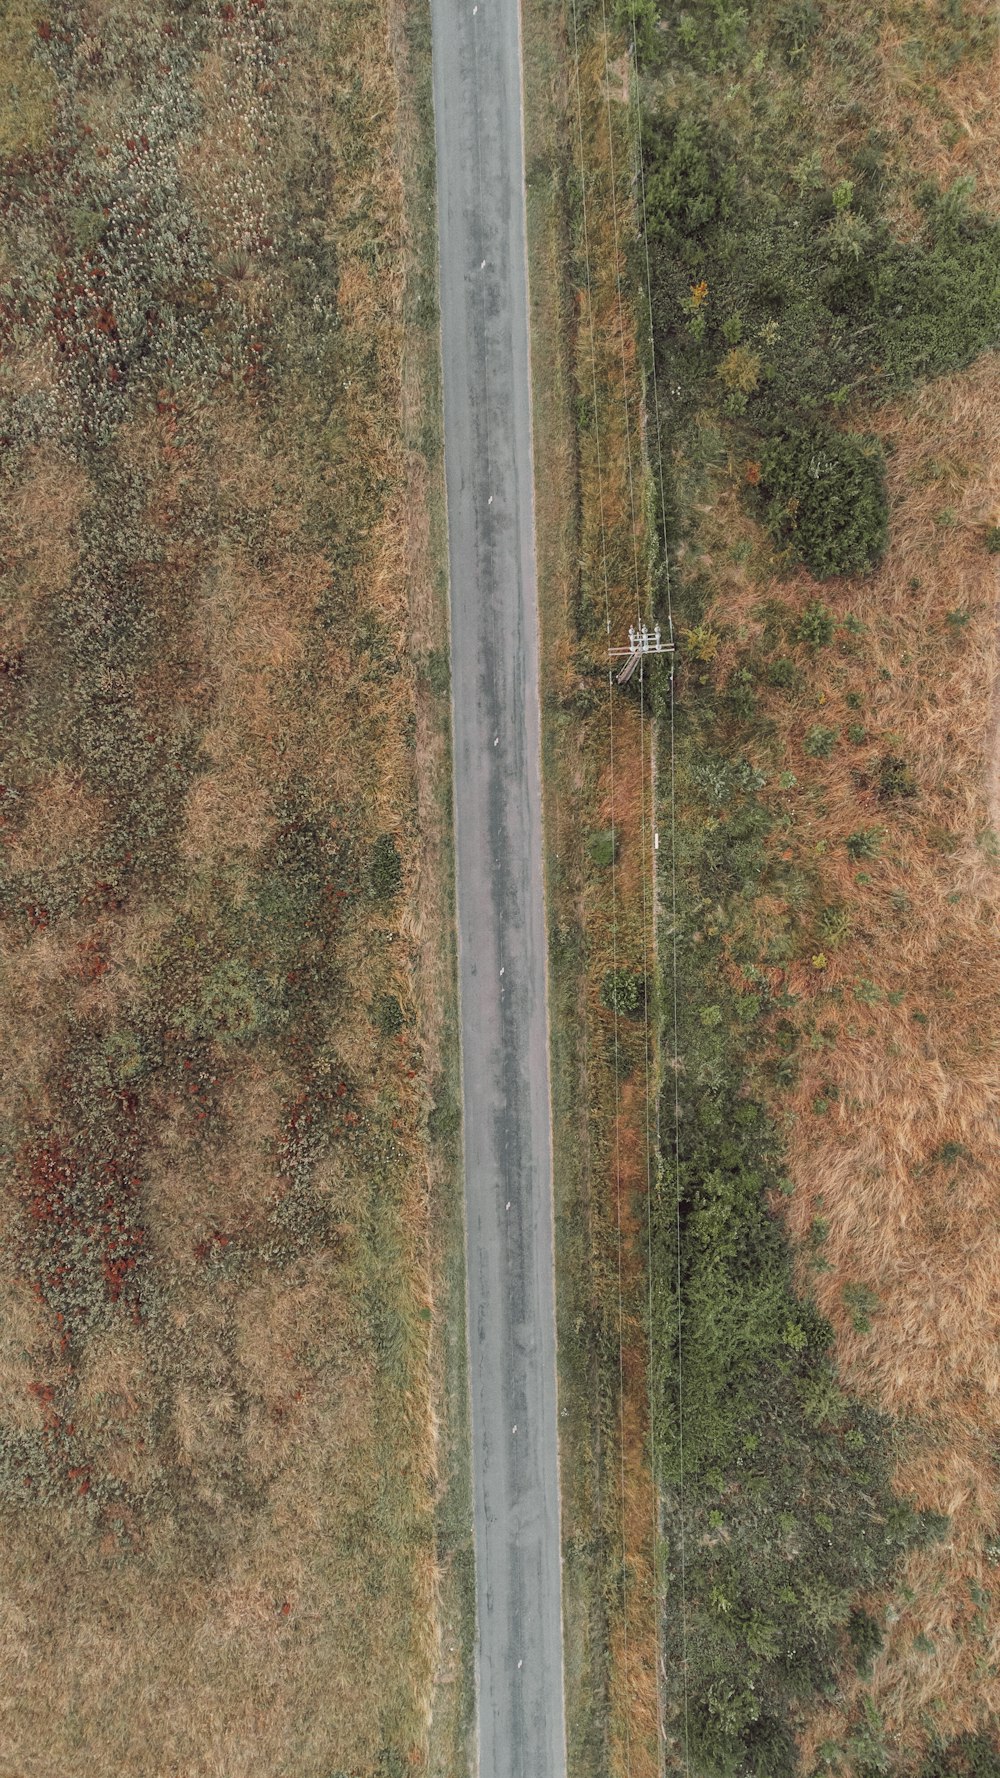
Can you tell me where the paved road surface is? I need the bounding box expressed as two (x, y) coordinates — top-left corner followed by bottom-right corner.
(429, 0), (568, 1773)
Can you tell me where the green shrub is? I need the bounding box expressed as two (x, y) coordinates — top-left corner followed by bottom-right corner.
(818, 904), (852, 947)
(755, 428), (889, 579)
(601, 968), (642, 1017)
(877, 754), (918, 801)
(804, 725), (836, 759)
(767, 654), (799, 690)
(587, 829), (617, 868)
(985, 527), (1000, 554)
(875, 225), (1000, 389)
(726, 663), (757, 720)
(645, 113), (735, 249)
(794, 600), (835, 649)
(638, 8), (1000, 1765)
(919, 1733), (1000, 1778)
(846, 827), (882, 860)
(847, 1607), (884, 1677)
(843, 1282), (881, 1333)
(774, 0), (821, 61)
(369, 833), (403, 900)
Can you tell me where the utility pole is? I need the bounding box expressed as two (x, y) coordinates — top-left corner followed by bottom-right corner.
(609, 619), (674, 685)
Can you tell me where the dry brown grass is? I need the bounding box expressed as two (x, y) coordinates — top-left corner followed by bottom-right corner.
(699, 350), (1000, 1759)
(143, 1049), (296, 1264)
(3, 767), (106, 877)
(0, 447), (90, 651)
(789, 1), (1000, 239)
(877, 3), (1000, 235)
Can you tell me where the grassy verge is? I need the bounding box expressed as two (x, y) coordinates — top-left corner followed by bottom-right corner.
(520, 1), (607, 1765)
(390, 0), (476, 1765)
(0, 0), (458, 1768)
(521, 0), (662, 1771)
(637, 1), (1000, 1772)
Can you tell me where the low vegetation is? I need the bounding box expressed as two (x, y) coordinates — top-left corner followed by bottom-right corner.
(521, 0), (664, 1769)
(634, 0), (1000, 1773)
(0, 0), (456, 1771)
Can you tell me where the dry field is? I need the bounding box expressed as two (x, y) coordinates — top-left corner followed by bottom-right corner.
(0, 0), (454, 1772)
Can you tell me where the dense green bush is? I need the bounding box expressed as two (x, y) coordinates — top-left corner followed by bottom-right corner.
(643, 49), (1000, 590)
(804, 724), (836, 759)
(877, 754), (918, 802)
(846, 827), (882, 860)
(755, 428), (888, 578)
(646, 107), (1000, 441)
(847, 1607), (884, 1677)
(644, 113), (735, 252)
(634, 3), (1000, 1769)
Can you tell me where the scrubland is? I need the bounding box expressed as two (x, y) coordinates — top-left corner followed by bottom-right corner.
(635, 1), (1000, 1774)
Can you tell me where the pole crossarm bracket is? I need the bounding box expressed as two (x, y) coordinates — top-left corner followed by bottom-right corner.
(609, 620), (675, 684)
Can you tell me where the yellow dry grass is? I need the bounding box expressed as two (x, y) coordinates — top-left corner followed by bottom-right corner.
(701, 351), (1000, 1759)
(3, 766), (106, 877)
(0, 0), (55, 156)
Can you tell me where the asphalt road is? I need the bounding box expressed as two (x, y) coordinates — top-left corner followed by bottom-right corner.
(429, 0), (568, 1773)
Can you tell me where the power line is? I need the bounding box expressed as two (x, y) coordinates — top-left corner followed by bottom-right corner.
(564, 5), (631, 1772)
(618, 13), (691, 1769)
(591, 0), (663, 1768)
